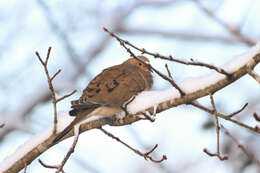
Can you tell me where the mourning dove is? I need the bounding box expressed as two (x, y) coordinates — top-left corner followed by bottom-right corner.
(53, 56), (153, 143)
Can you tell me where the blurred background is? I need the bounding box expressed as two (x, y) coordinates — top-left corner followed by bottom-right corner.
(0, 0), (259, 172)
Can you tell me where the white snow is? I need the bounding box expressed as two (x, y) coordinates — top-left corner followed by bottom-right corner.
(127, 42), (260, 113)
(0, 42), (260, 172)
(0, 113), (70, 172)
(0, 112), (105, 172)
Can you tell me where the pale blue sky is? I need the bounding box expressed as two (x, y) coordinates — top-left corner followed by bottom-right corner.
(0, 0), (259, 173)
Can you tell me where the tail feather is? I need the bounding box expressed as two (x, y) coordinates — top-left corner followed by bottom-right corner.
(52, 125), (73, 144)
(52, 109), (94, 144)
(69, 103), (101, 116)
(69, 108), (80, 116)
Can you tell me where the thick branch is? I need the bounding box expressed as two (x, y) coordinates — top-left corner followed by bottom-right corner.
(2, 54), (260, 173)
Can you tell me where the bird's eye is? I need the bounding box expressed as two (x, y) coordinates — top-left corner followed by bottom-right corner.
(138, 63), (142, 66)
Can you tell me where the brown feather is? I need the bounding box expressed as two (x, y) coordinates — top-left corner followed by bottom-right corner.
(52, 56), (153, 143)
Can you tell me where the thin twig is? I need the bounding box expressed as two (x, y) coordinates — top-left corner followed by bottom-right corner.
(35, 47), (76, 135)
(247, 58), (260, 84)
(165, 63), (173, 80)
(227, 103), (248, 118)
(163, 63), (186, 96)
(253, 112), (260, 122)
(220, 125), (260, 166)
(5, 53), (260, 173)
(38, 132), (79, 173)
(35, 47), (58, 134)
(151, 65), (185, 96)
(104, 27), (259, 134)
(50, 69), (61, 81)
(203, 148), (228, 160)
(38, 159), (65, 173)
(23, 161), (27, 173)
(56, 131), (80, 173)
(56, 90), (77, 103)
(193, 0), (255, 46)
(190, 102), (260, 133)
(37, 0), (81, 67)
(103, 27), (186, 96)
(103, 27), (232, 77)
(118, 26), (248, 44)
(210, 93), (220, 155)
(99, 127), (167, 163)
(248, 69), (260, 84)
(203, 94), (228, 161)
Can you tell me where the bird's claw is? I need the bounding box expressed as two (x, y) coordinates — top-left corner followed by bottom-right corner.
(140, 111), (155, 122)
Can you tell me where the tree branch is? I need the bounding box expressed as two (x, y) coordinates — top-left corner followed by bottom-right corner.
(35, 47), (76, 135)
(104, 27), (232, 77)
(203, 94), (228, 161)
(118, 26), (257, 45)
(99, 127), (166, 163)
(193, 0), (256, 46)
(220, 125), (260, 166)
(247, 58), (260, 84)
(2, 51), (260, 173)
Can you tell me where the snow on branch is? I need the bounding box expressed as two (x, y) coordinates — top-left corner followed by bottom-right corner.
(1, 41), (260, 172)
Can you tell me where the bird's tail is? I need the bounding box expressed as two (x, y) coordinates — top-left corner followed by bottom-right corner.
(52, 109), (94, 144)
(52, 124), (74, 144)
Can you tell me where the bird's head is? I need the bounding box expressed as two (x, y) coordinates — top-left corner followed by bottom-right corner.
(124, 56), (152, 73)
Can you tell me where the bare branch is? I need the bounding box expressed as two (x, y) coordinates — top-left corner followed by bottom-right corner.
(190, 102), (258, 133)
(56, 131), (80, 173)
(203, 148), (228, 161)
(118, 26), (255, 44)
(23, 161), (27, 173)
(193, 0), (256, 46)
(35, 47), (58, 134)
(37, 0), (81, 67)
(227, 103), (248, 118)
(35, 48), (76, 135)
(50, 69), (62, 81)
(103, 27), (186, 96)
(151, 65), (186, 96)
(38, 130), (80, 173)
(104, 27), (232, 77)
(56, 90), (77, 103)
(220, 125), (260, 166)
(247, 58), (260, 84)
(248, 69), (260, 84)
(99, 127), (167, 163)
(203, 94), (228, 161)
(253, 112), (260, 122)
(38, 159), (65, 173)
(165, 63), (173, 80)
(3, 52), (260, 173)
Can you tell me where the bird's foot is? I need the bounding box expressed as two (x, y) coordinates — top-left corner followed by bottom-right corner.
(152, 104), (158, 117)
(138, 105), (158, 122)
(121, 95), (136, 116)
(139, 111), (155, 122)
(120, 106), (129, 116)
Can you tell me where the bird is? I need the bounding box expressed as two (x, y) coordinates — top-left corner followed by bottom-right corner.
(52, 56), (153, 143)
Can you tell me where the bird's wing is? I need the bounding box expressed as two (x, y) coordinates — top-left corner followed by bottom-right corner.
(72, 65), (146, 110)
